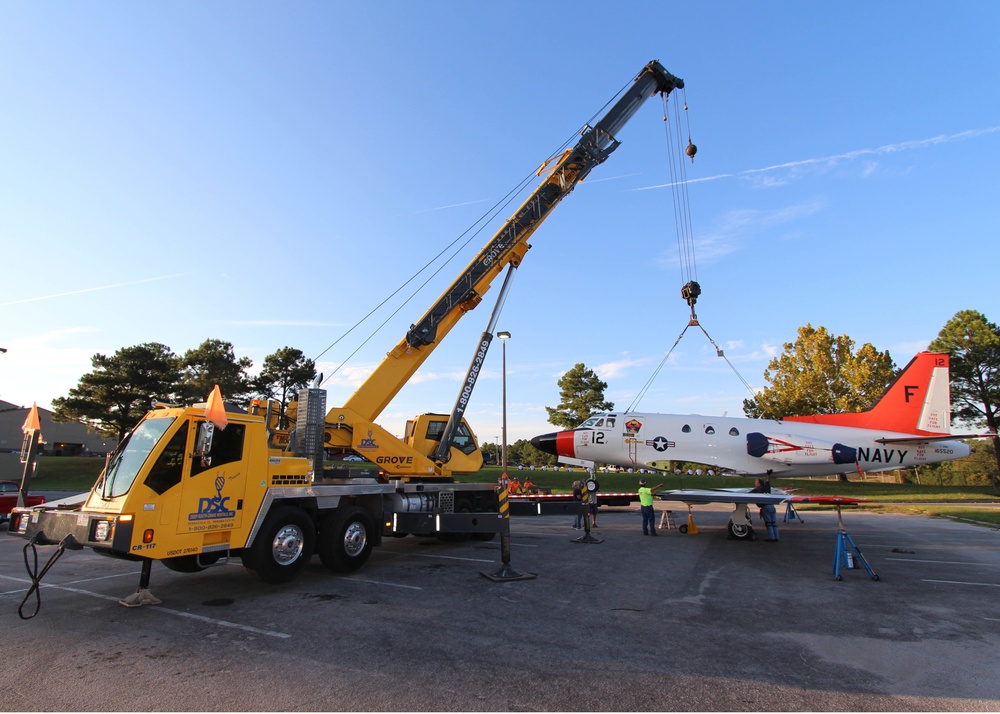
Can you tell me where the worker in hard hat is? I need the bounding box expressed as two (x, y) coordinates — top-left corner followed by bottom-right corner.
(638, 478), (664, 536)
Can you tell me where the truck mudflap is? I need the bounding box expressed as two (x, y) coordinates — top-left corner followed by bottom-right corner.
(8, 507), (136, 558)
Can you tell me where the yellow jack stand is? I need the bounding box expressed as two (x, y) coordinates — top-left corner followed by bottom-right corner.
(679, 506), (699, 534)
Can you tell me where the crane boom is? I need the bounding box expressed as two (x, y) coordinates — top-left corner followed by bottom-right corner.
(340, 60), (684, 425)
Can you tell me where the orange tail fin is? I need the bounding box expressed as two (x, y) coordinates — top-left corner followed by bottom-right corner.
(783, 352), (952, 435)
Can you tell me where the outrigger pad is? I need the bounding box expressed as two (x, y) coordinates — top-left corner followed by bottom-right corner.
(120, 588), (162, 608)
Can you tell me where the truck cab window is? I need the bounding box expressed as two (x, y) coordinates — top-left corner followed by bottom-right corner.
(424, 420), (477, 456)
(191, 422), (246, 476)
(144, 421), (189, 495)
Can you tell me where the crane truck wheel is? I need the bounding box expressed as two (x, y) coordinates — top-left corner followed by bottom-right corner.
(242, 506), (316, 583)
(318, 507), (374, 573)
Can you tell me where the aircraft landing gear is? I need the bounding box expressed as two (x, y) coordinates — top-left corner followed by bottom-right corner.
(726, 503), (755, 541)
(727, 520), (754, 541)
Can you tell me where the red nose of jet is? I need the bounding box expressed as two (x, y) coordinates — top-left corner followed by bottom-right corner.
(530, 431), (577, 458)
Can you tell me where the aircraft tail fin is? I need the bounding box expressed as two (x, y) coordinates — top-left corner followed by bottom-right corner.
(783, 352), (952, 435)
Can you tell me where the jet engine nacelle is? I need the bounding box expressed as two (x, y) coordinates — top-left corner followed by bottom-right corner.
(746, 432), (857, 466)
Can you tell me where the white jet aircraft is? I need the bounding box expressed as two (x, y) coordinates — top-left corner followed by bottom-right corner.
(531, 352), (982, 479)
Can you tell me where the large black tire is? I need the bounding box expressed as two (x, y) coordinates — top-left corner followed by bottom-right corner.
(318, 507), (374, 573)
(162, 552), (223, 573)
(242, 507), (315, 583)
(727, 520), (754, 541)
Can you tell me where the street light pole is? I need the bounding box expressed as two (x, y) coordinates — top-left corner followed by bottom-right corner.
(497, 331), (510, 477)
(482, 328), (535, 582)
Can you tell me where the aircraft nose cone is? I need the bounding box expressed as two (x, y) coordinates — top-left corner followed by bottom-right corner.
(530, 432), (559, 455)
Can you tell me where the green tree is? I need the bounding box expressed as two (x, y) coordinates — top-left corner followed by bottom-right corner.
(918, 439), (996, 486)
(177, 338), (253, 406)
(507, 438), (555, 468)
(743, 325), (896, 420)
(51, 342), (181, 441)
(545, 363), (614, 428)
(927, 309), (1000, 484)
(252, 346), (317, 411)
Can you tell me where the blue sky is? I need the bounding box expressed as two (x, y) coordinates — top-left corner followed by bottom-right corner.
(1, 2), (998, 444)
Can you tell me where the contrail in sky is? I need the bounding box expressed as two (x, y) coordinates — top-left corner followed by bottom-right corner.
(0, 272), (191, 307)
(634, 125), (1000, 190)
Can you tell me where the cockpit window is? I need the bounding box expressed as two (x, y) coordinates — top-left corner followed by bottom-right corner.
(606, 417), (615, 428)
(580, 417), (599, 427)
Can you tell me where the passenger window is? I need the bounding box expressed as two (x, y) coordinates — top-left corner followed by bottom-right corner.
(681, 425), (691, 433)
(191, 422), (246, 476)
(705, 426), (715, 435)
(144, 421), (189, 495)
(729, 427), (740, 436)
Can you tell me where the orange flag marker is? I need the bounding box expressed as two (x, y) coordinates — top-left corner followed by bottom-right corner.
(205, 385), (228, 430)
(22, 402), (41, 434)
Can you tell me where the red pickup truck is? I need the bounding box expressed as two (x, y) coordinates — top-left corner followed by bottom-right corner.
(0, 480), (45, 522)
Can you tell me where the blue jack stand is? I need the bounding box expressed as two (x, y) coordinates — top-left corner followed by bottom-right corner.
(784, 500), (804, 524)
(832, 505), (879, 581)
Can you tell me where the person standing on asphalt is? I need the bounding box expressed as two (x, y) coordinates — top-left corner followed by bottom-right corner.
(751, 475), (779, 542)
(572, 480), (584, 530)
(638, 478), (664, 536)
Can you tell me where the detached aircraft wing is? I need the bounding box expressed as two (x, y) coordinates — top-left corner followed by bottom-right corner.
(654, 488), (870, 541)
(655, 487), (792, 541)
(656, 487), (791, 506)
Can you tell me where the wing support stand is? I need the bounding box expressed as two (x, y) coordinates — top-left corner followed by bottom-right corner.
(482, 487), (538, 582)
(832, 505), (879, 581)
(784, 501), (804, 523)
(572, 475), (603, 544)
(678, 505), (698, 535)
(572, 513), (603, 544)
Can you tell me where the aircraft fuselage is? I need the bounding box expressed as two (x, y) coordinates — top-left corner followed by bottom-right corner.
(533, 412), (971, 477)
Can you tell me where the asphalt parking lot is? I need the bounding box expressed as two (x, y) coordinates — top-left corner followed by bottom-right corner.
(2, 501), (1000, 712)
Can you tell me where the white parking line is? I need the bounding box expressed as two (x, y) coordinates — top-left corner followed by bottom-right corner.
(886, 558), (1000, 567)
(341, 576), (422, 590)
(923, 579), (1000, 588)
(406, 552), (494, 563)
(0, 573), (290, 639)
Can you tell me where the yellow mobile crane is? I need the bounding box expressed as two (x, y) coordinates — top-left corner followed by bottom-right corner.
(9, 60), (683, 605)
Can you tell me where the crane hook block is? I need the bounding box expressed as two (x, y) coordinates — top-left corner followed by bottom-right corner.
(681, 280), (701, 306)
(685, 142), (697, 160)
